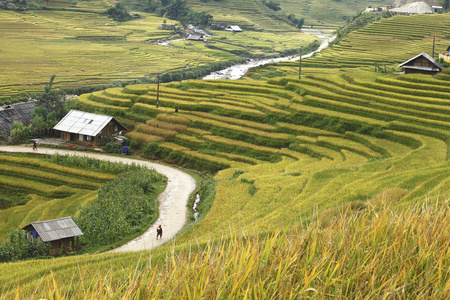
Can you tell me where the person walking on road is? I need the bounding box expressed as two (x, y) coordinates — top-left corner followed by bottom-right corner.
(33, 140), (38, 150)
(156, 225), (163, 240)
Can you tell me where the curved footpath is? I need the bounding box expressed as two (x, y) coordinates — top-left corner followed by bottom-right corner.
(0, 145), (196, 252)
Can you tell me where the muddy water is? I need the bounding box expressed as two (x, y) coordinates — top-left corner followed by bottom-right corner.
(203, 31), (335, 80)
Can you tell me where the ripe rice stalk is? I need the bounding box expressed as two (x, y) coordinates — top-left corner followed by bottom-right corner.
(125, 132), (164, 143)
(175, 134), (205, 144)
(203, 135), (279, 154)
(137, 124), (178, 138)
(156, 113), (191, 125)
(146, 120), (187, 132)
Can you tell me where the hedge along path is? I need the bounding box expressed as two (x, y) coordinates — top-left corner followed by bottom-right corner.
(0, 145), (196, 252)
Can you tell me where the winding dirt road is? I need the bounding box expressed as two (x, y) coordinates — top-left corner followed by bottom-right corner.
(0, 145), (196, 252)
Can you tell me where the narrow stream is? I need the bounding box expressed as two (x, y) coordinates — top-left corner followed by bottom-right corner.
(203, 31), (335, 80)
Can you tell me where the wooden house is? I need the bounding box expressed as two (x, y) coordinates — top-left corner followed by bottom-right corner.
(22, 217), (83, 255)
(0, 101), (37, 135)
(397, 52), (443, 75)
(53, 110), (127, 146)
(187, 34), (204, 41)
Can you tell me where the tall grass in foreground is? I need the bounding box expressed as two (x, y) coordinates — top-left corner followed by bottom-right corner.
(10, 197), (450, 299)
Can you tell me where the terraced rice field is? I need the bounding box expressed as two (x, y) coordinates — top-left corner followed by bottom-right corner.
(249, 13), (450, 79)
(0, 154), (115, 241)
(72, 67), (450, 244)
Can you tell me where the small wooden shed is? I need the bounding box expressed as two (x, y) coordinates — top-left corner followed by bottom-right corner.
(22, 217), (83, 255)
(397, 52), (443, 75)
(187, 34), (204, 41)
(53, 110), (127, 146)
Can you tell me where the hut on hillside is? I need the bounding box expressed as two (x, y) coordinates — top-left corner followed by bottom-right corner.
(225, 25), (243, 32)
(186, 34), (205, 41)
(22, 217), (83, 255)
(397, 52), (443, 75)
(53, 110), (127, 146)
(0, 101), (37, 135)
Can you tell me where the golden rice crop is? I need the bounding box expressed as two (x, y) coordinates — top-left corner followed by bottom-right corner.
(156, 113), (191, 125)
(0, 156), (115, 181)
(175, 134), (205, 144)
(203, 135), (279, 154)
(0, 175), (81, 196)
(216, 152), (260, 165)
(277, 122), (341, 137)
(159, 142), (190, 153)
(146, 120), (187, 132)
(188, 111), (276, 131)
(125, 132), (164, 143)
(290, 103), (388, 127)
(132, 102), (175, 114)
(0, 164), (102, 189)
(7, 201), (450, 298)
(317, 136), (383, 158)
(198, 101), (266, 116)
(296, 135), (317, 143)
(77, 94), (129, 111)
(136, 124), (178, 138)
(123, 84), (155, 95)
(90, 91), (133, 107)
(179, 113), (289, 140)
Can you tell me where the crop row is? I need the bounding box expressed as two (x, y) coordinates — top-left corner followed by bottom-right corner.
(179, 113), (289, 141)
(89, 91), (133, 107)
(0, 164), (102, 189)
(0, 155), (115, 181)
(78, 94), (129, 111)
(0, 175), (81, 197)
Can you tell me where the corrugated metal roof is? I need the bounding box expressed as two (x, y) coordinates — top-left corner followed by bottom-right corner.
(0, 101), (37, 133)
(53, 110), (114, 137)
(397, 52), (444, 70)
(22, 217), (83, 242)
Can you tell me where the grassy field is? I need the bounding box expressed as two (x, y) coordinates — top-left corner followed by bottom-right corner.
(1, 11), (450, 299)
(0, 8), (317, 102)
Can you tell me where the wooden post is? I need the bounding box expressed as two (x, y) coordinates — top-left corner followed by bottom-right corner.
(299, 47), (302, 79)
(432, 36), (435, 59)
(156, 75), (160, 108)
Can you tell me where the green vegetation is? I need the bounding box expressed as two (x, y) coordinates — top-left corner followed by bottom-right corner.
(0, 153), (162, 248)
(77, 170), (166, 249)
(0, 7), (317, 103)
(1, 9), (450, 299)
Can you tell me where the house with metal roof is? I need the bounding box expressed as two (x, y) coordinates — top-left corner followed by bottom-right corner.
(22, 216), (83, 255)
(187, 34), (205, 41)
(225, 25), (243, 32)
(0, 101), (37, 135)
(53, 110), (127, 146)
(397, 52), (443, 75)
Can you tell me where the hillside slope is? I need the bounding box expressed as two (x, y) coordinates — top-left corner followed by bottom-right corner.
(1, 11), (449, 300)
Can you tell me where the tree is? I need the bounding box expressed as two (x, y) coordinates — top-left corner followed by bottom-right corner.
(441, 0), (449, 10)
(10, 121), (29, 140)
(263, 0), (281, 11)
(105, 2), (132, 21)
(36, 75), (66, 120)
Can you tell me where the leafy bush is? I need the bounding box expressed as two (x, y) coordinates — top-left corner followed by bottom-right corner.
(77, 170), (165, 246)
(0, 229), (49, 262)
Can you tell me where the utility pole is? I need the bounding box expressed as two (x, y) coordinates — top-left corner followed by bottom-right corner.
(156, 75), (160, 108)
(432, 36), (435, 59)
(299, 46), (302, 79)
